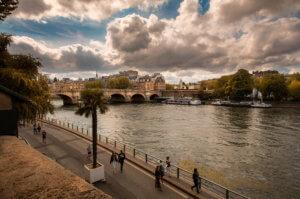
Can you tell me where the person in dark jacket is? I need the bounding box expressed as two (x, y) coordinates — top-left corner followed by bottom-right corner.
(37, 124), (41, 134)
(154, 166), (162, 190)
(42, 130), (47, 144)
(118, 150), (126, 173)
(191, 168), (201, 193)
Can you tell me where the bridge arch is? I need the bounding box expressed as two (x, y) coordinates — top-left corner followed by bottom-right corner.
(56, 94), (74, 105)
(110, 93), (126, 103)
(149, 94), (159, 101)
(131, 94), (145, 103)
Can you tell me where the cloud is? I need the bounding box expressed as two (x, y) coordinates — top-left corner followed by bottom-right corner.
(9, 36), (113, 73)
(217, 0), (300, 23)
(7, 0), (300, 80)
(104, 0), (300, 74)
(107, 14), (152, 52)
(13, 0), (168, 21)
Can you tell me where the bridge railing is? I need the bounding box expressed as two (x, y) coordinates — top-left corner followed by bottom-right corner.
(44, 117), (249, 199)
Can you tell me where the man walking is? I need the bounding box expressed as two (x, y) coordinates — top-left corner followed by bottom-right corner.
(118, 150), (126, 173)
(37, 124), (41, 134)
(154, 166), (162, 191)
(42, 130), (47, 144)
(191, 168), (201, 193)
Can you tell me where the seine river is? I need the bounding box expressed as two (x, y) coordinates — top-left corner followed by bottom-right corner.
(49, 100), (300, 199)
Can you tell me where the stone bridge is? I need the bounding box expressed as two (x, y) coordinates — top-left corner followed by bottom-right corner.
(52, 89), (162, 105)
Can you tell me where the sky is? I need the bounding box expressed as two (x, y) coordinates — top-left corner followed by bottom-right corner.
(1, 0), (300, 83)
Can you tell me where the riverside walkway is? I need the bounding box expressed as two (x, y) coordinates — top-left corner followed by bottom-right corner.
(19, 124), (188, 199)
(19, 119), (248, 199)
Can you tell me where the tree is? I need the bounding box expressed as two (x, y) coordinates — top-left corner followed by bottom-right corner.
(288, 80), (300, 101)
(76, 89), (108, 168)
(166, 84), (174, 90)
(260, 74), (288, 101)
(85, 80), (103, 89)
(0, 0), (18, 21)
(226, 69), (253, 101)
(0, 35), (53, 121)
(108, 76), (130, 89)
(214, 75), (232, 99)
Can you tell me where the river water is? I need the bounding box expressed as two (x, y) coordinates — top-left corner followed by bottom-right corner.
(49, 100), (300, 199)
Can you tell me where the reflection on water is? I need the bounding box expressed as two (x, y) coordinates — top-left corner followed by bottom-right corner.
(49, 100), (300, 199)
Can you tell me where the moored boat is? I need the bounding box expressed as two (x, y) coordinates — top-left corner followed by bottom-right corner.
(251, 102), (272, 108)
(189, 99), (202, 105)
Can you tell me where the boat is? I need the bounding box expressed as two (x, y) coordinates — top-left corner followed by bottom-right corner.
(251, 102), (272, 108)
(189, 99), (202, 105)
(211, 100), (222, 105)
(163, 97), (202, 105)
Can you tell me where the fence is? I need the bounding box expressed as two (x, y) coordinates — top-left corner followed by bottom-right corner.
(44, 117), (249, 199)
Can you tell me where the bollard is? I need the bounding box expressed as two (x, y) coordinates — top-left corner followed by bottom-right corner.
(226, 190), (229, 199)
(86, 129), (89, 136)
(145, 154), (148, 163)
(123, 145), (126, 153)
(81, 128), (83, 133)
(114, 141), (116, 148)
(71, 124), (73, 129)
(177, 168), (180, 179)
(133, 148), (136, 157)
(106, 137), (108, 144)
(76, 126), (78, 131)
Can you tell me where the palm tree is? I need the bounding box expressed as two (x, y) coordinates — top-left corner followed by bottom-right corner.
(76, 89), (108, 168)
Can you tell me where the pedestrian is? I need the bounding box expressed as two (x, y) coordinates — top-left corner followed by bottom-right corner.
(165, 156), (171, 177)
(87, 144), (92, 161)
(33, 123), (37, 134)
(191, 168), (201, 193)
(110, 152), (118, 174)
(118, 150), (126, 173)
(42, 130), (47, 144)
(159, 160), (165, 184)
(37, 124), (41, 134)
(154, 166), (162, 191)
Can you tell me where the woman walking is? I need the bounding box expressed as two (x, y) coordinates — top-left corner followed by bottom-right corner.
(110, 152), (118, 174)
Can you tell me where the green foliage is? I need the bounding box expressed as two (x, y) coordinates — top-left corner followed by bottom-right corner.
(0, 34), (53, 121)
(84, 80), (103, 89)
(288, 80), (300, 100)
(260, 74), (288, 101)
(107, 76), (131, 89)
(76, 89), (108, 168)
(76, 89), (108, 117)
(214, 75), (232, 99)
(0, 0), (18, 21)
(226, 69), (253, 101)
(166, 84), (174, 90)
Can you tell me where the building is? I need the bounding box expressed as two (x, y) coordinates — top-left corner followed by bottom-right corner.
(0, 85), (32, 136)
(174, 79), (188, 90)
(135, 73), (166, 91)
(252, 70), (279, 77)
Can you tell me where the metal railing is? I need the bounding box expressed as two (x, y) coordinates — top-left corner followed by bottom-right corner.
(44, 117), (249, 199)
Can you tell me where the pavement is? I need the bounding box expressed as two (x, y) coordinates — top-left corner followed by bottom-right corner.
(19, 124), (189, 199)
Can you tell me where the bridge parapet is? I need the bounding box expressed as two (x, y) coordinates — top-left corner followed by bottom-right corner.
(51, 88), (162, 104)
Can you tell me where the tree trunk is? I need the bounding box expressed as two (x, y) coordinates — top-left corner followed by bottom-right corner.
(92, 109), (97, 168)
